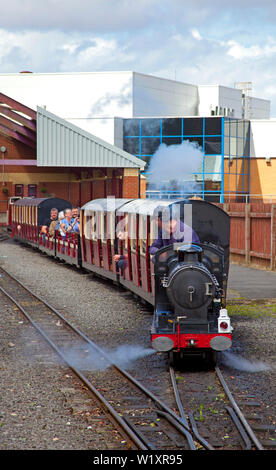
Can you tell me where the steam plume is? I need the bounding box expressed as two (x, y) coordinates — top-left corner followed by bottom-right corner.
(147, 140), (203, 194)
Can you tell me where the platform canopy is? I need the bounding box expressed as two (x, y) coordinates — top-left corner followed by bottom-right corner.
(0, 92), (36, 149)
(36, 106), (145, 169)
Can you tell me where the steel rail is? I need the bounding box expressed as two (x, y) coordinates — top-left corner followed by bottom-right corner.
(215, 366), (264, 450)
(0, 283), (148, 450)
(169, 363), (262, 451)
(0, 266), (198, 450)
(225, 406), (252, 450)
(169, 367), (214, 450)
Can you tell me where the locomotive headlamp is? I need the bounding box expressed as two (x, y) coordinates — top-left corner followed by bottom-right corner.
(218, 308), (233, 333)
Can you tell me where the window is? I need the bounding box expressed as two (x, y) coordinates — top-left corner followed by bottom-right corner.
(162, 137), (182, 146)
(28, 184), (37, 197)
(123, 119), (139, 136)
(183, 136), (203, 150)
(162, 118), (182, 136)
(205, 137), (221, 155)
(183, 118), (203, 136)
(15, 184), (23, 197)
(205, 117), (221, 136)
(123, 138), (139, 155)
(141, 118), (161, 136)
(141, 137), (161, 155)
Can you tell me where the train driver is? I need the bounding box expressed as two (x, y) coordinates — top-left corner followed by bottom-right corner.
(149, 213), (200, 256)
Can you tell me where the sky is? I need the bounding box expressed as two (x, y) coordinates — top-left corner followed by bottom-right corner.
(1, 0), (276, 115)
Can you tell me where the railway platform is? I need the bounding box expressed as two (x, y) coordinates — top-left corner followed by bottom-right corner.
(227, 263), (276, 301)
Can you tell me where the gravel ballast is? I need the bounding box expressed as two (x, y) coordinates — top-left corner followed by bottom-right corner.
(0, 237), (275, 450)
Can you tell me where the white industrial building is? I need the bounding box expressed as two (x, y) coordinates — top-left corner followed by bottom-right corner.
(0, 70), (275, 202)
(0, 71), (270, 146)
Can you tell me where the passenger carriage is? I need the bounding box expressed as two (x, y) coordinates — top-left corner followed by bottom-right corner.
(80, 198), (132, 281)
(116, 199), (178, 304)
(10, 197), (72, 256)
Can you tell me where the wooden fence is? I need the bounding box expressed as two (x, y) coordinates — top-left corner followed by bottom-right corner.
(223, 203), (276, 270)
(1, 200), (276, 270)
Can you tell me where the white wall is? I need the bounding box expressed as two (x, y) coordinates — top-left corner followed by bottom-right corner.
(198, 85), (242, 118)
(218, 86), (242, 118)
(0, 71), (134, 143)
(250, 119), (276, 158)
(133, 72), (198, 117)
(114, 117), (124, 149)
(198, 85), (219, 116)
(246, 97), (270, 119)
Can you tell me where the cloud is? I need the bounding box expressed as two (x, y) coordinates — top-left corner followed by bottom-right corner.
(0, 1), (276, 115)
(1, 0), (276, 33)
(190, 29), (202, 41)
(226, 39), (276, 59)
(0, 0), (160, 32)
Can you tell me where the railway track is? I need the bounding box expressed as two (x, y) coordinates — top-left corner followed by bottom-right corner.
(168, 365), (268, 450)
(0, 265), (200, 450)
(0, 264), (270, 451)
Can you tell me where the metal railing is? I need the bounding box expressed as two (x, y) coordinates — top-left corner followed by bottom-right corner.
(145, 191), (276, 203)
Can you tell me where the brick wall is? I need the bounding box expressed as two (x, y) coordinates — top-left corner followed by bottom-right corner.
(122, 168), (140, 198)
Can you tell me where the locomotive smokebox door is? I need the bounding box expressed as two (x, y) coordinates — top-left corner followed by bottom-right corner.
(166, 244), (216, 320)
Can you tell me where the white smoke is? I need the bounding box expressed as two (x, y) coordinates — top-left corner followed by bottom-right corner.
(103, 344), (156, 370)
(61, 343), (156, 371)
(147, 140), (204, 194)
(222, 351), (270, 372)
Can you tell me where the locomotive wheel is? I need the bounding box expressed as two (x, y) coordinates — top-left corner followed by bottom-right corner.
(204, 350), (217, 369)
(168, 350), (179, 366)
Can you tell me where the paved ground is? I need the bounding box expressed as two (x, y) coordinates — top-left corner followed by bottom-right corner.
(228, 263), (276, 300)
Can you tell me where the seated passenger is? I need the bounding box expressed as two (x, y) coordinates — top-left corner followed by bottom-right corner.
(60, 208), (73, 235)
(113, 230), (128, 274)
(48, 218), (59, 238)
(57, 211), (65, 237)
(149, 214), (200, 256)
(71, 207), (80, 233)
(40, 208), (58, 235)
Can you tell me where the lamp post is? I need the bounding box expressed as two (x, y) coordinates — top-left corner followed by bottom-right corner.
(1, 146), (7, 186)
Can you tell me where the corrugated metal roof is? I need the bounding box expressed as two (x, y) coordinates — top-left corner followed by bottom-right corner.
(36, 106), (145, 169)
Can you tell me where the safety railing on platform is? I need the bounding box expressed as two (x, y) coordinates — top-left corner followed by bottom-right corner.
(145, 191), (276, 203)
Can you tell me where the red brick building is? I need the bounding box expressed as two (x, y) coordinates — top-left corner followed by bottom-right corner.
(0, 94), (145, 224)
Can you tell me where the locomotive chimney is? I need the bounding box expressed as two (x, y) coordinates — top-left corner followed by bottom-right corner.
(177, 244), (202, 263)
